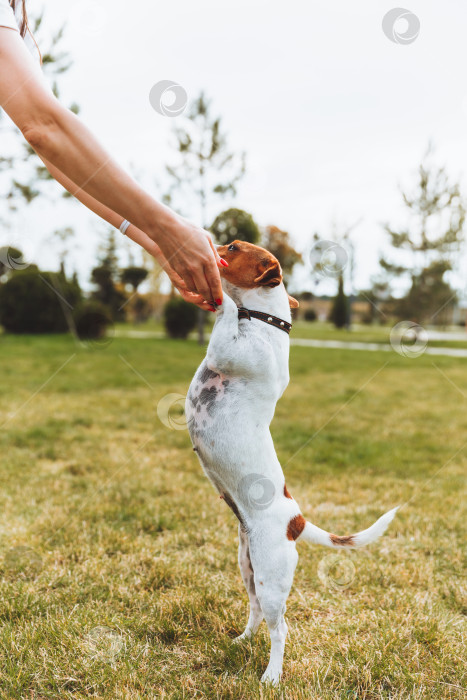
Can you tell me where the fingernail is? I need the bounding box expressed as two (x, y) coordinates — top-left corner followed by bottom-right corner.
(216, 299), (222, 305)
(210, 308), (216, 313)
(220, 259), (229, 267)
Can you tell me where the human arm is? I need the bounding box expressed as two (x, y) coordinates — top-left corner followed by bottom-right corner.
(40, 155), (217, 311)
(0, 27), (223, 305)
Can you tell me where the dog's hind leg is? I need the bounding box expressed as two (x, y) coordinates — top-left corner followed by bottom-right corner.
(234, 524), (263, 640)
(249, 528), (299, 685)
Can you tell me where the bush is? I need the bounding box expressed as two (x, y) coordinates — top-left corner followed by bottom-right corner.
(74, 301), (112, 340)
(304, 308), (317, 322)
(0, 270), (81, 333)
(163, 297), (198, 339)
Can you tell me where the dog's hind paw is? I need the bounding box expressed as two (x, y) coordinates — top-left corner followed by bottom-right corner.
(261, 666), (282, 686)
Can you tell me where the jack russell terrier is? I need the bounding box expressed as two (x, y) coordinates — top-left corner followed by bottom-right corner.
(186, 240), (398, 685)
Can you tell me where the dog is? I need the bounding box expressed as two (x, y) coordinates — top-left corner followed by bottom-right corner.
(185, 240), (398, 685)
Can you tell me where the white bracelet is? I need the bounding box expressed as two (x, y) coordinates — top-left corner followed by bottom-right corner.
(119, 219), (131, 236)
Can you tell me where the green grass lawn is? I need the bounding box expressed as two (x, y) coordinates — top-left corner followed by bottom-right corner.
(0, 334), (465, 698)
(115, 319), (467, 350)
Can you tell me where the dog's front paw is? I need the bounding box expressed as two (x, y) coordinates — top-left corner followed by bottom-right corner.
(216, 291), (237, 316)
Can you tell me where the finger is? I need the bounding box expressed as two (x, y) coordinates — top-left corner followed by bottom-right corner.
(178, 269), (197, 294)
(203, 257), (223, 306)
(179, 289), (216, 312)
(191, 268), (214, 305)
(208, 236), (222, 265)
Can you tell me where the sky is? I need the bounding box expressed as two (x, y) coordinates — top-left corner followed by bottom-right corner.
(2, 0), (467, 295)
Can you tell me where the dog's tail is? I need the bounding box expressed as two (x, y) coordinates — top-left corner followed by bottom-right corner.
(297, 506), (398, 549)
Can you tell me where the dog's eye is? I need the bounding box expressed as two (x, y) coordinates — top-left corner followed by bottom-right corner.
(228, 244), (238, 252)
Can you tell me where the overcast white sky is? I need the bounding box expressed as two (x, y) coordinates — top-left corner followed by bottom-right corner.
(2, 0), (467, 294)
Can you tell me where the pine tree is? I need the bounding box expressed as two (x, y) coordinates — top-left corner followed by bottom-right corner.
(380, 146), (465, 323)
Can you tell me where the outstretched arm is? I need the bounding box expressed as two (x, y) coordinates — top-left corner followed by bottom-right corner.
(0, 28), (222, 306)
(40, 156), (216, 312)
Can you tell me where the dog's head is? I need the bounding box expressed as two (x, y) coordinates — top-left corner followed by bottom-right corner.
(217, 240), (299, 308)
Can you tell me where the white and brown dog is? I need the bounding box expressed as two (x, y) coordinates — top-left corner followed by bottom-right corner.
(186, 240), (397, 685)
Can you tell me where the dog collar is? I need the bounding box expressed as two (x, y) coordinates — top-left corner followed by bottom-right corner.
(237, 307), (292, 334)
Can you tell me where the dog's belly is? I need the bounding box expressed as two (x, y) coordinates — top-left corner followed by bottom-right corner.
(186, 360), (284, 499)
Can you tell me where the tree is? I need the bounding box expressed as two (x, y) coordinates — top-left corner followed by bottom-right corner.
(121, 267), (148, 293)
(164, 92), (246, 343)
(380, 146), (465, 323)
(51, 227), (75, 275)
(91, 230), (126, 320)
(329, 275), (348, 329)
(261, 226), (302, 284)
(210, 208), (260, 246)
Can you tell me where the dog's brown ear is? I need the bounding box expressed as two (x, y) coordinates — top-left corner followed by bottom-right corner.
(288, 294), (299, 308)
(254, 261), (282, 288)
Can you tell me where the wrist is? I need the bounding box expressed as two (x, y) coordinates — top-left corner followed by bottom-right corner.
(145, 202), (180, 244)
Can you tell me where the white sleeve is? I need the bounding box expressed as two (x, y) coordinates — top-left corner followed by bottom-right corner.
(0, 0), (19, 31)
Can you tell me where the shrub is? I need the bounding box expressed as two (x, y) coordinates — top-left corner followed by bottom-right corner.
(304, 308), (317, 322)
(0, 270), (81, 333)
(74, 301), (113, 340)
(163, 297), (198, 339)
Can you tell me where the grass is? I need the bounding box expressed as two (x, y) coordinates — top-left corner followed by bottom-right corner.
(115, 319), (467, 350)
(0, 332), (465, 698)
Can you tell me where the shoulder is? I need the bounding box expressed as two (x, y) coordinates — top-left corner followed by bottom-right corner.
(0, 0), (19, 31)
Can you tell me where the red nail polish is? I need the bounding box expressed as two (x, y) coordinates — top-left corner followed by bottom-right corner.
(220, 259), (229, 267)
(216, 299), (222, 305)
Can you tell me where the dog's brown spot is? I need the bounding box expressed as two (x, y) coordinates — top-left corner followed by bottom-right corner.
(286, 514), (306, 541)
(284, 484), (293, 499)
(329, 533), (355, 547)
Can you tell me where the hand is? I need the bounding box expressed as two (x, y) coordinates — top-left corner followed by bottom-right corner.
(154, 213), (224, 306)
(146, 238), (220, 312)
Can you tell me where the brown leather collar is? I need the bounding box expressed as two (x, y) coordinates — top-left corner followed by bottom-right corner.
(237, 307), (292, 334)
